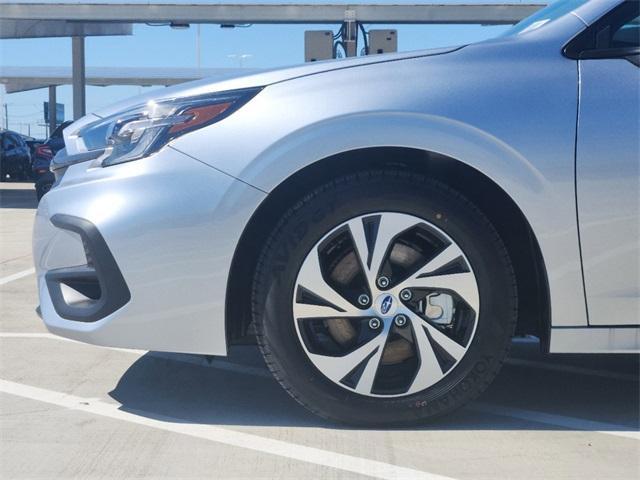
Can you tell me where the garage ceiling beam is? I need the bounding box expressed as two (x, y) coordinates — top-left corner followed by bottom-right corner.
(0, 66), (260, 93)
(0, 2), (546, 25)
(0, 20), (132, 39)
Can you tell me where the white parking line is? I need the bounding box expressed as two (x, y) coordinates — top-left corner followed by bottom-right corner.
(2, 332), (638, 440)
(0, 379), (456, 480)
(470, 403), (639, 441)
(0, 332), (69, 340)
(0, 267), (35, 286)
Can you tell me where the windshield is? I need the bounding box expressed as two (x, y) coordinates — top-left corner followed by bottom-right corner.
(501, 0), (591, 36)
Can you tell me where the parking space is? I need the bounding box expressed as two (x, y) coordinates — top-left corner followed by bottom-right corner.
(1, 183), (638, 480)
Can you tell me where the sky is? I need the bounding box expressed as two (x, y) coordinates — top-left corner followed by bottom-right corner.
(0, 1), (542, 138)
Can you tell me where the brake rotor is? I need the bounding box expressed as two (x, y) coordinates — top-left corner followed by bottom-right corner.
(326, 319), (413, 365)
(326, 318), (356, 346)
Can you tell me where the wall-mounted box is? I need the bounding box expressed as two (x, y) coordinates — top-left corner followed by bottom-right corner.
(305, 30), (333, 62)
(369, 29), (397, 55)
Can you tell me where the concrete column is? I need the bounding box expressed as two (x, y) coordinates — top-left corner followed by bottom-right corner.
(48, 85), (57, 135)
(72, 36), (86, 119)
(342, 10), (357, 57)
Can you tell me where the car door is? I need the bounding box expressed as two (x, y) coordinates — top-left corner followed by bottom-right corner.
(570, 1), (640, 325)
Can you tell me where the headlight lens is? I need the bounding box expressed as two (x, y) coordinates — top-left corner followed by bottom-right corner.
(72, 87), (261, 167)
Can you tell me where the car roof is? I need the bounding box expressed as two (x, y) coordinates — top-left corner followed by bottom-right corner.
(0, 130), (23, 138)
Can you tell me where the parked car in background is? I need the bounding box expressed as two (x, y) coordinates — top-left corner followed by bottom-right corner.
(34, 0), (639, 425)
(31, 121), (72, 200)
(23, 135), (46, 183)
(22, 135), (46, 160)
(32, 144), (54, 200)
(44, 121), (72, 154)
(0, 129), (31, 181)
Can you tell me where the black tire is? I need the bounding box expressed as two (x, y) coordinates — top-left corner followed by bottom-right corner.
(252, 170), (517, 425)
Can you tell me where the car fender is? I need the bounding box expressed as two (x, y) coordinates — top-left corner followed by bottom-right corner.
(224, 111), (587, 329)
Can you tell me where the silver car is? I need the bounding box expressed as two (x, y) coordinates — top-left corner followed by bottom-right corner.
(34, 0), (639, 425)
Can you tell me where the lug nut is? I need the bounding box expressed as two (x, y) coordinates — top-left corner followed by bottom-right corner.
(394, 314), (408, 328)
(400, 289), (413, 301)
(368, 317), (381, 329)
(377, 276), (390, 289)
(357, 294), (370, 306)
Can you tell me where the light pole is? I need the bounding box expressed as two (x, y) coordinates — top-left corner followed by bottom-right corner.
(196, 24), (201, 69)
(48, 85), (57, 135)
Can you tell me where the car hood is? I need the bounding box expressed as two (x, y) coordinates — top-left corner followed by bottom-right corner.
(89, 45), (462, 120)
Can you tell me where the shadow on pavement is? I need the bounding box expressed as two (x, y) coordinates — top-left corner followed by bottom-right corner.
(110, 349), (324, 428)
(0, 184), (37, 209)
(109, 343), (639, 431)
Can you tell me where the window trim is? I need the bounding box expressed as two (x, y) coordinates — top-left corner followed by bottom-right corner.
(564, 0), (639, 61)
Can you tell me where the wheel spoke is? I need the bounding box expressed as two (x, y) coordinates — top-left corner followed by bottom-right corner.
(405, 311), (446, 392)
(307, 321), (390, 394)
(296, 248), (357, 314)
(293, 303), (361, 319)
(396, 244), (479, 313)
(348, 213), (419, 288)
(369, 214), (420, 281)
(423, 321), (467, 361)
(353, 336), (387, 395)
(346, 217), (372, 281)
(418, 243), (465, 275)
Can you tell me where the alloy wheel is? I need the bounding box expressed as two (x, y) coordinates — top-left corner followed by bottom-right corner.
(292, 212), (480, 397)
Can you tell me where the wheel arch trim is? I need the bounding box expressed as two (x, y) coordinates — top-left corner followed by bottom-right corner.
(237, 111), (548, 199)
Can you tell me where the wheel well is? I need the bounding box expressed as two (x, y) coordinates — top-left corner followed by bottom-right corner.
(226, 147), (550, 349)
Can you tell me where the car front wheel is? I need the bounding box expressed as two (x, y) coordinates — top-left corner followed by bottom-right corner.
(252, 170), (517, 425)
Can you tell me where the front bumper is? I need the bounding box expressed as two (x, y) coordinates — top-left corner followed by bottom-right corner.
(33, 146), (265, 355)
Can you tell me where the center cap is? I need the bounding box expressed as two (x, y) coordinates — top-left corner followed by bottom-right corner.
(375, 294), (397, 316)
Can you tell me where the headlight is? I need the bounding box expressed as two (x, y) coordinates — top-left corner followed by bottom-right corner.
(62, 87), (261, 169)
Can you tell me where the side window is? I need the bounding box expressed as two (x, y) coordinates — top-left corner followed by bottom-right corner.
(10, 134), (23, 148)
(565, 1), (640, 60)
(611, 15), (640, 49)
(2, 135), (17, 150)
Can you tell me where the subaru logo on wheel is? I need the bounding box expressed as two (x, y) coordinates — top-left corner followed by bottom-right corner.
(380, 295), (393, 315)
